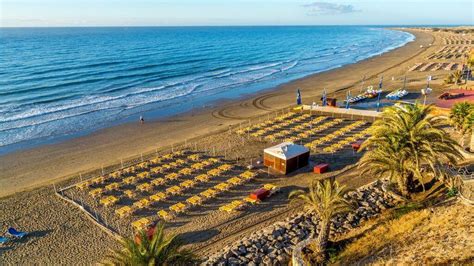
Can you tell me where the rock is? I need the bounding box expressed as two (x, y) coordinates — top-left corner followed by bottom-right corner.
(277, 253), (290, 264)
(238, 245), (247, 255)
(262, 257), (273, 266)
(272, 230), (282, 238)
(228, 257), (240, 265)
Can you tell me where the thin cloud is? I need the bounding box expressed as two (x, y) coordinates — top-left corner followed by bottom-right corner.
(303, 2), (361, 15)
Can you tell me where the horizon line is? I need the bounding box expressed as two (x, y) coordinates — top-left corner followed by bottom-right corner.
(1, 23), (471, 29)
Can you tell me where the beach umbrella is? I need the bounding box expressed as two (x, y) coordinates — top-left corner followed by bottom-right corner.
(322, 88), (327, 106)
(296, 89), (302, 105)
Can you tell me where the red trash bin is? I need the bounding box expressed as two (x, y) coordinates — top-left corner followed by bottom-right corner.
(314, 163), (329, 174)
(250, 188), (270, 200)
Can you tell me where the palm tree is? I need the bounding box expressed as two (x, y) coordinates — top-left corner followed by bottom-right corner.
(453, 70), (463, 85)
(102, 222), (196, 265)
(359, 103), (463, 197)
(450, 102), (474, 146)
(451, 102), (473, 129)
(289, 179), (351, 263)
(464, 110), (474, 152)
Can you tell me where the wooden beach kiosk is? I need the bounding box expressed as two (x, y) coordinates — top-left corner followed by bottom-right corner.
(263, 142), (310, 174)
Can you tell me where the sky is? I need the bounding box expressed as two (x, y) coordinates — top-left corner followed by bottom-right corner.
(1, 0), (473, 27)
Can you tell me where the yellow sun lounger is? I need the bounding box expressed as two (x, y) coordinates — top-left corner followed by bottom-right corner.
(200, 189), (218, 198)
(100, 196), (119, 207)
(162, 153), (174, 160)
(165, 173), (180, 181)
(76, 180), (92, 190)
(227, 177), (242, 186)
(133, 198), (151, 209)
(136, 172), (150, 180)
(169, 202), (187, 213)
(179, 180), (195, 189)
(151, 178), (165, 186)
(124, 189), (136, 199)
(173, 150), (184, 157)
(187, 154), (201, 161)
(208, 158), (220, 163)
(158, 210), (173, 220)
(168, 162), (180, 168)
(240, 171), (256, 180)
(161, 164), (172, 170)
(150, 192), (167, 202)
(207, 168), (222, 176)
(166, 186), (182, 195)
(191, 163), (205, 170)
(123, 176), (137, 185)
(122, 166), (136, 174)
(214, 182), (231, 192)
(179, 168), (193, 175)
(115, 206), (133, 218)
(91, 176), (105, 185)
(136, 162), (149, 170)
(150, 167), (163, 174)
(131, 218), (150, 231)
(218, 164), (233, 171)
(219, 200), (245, 213)
(136, 183), (153, 192)
(89, 188), (103, 198)
(105, 182), (120, 191)
(244, 196), (259, 204)
(194, 174), (210, 183)
(186, 195), (202, 206)
(150, 157), (162, 165)
(201, 160), (213, 167)
(175, 159), (186, 165)
(109, 171), (122, 179)
(263, 184), (279, 193)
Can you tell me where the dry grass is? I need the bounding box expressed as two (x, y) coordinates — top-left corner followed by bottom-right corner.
(335, 201), (474, 265)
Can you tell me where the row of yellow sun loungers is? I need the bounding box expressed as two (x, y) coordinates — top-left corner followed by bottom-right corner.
(76, 150), (190, 187)
(77, 156), (222, 193)
(220, 184), (280, 213)
(322, 128), (370, 153)
(248, 115), (315, 138)
(111, 170), (258, 223)
(87, 163), (235, 203)
(155, 171), (258, 221)
(262, 116), (332, 142)
(235, 112), (303, 135)
(305, 121), (366, 153)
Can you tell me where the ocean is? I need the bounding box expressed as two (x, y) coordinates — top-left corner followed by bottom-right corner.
(0, 26), (414, 154)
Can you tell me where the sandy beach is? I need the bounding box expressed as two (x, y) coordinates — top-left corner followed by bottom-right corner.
(2, 27), (473, 265)
(0, 28), (436, 198)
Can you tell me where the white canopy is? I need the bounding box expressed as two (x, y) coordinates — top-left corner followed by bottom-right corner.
(264, 142), (309, 160)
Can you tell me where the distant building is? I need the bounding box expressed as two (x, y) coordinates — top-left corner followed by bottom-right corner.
(263, 142), (310, 174)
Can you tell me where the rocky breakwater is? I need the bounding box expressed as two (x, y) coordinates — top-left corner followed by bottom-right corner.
(203, 181), (400, 265)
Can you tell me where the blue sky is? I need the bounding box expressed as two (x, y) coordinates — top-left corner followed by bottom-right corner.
(1, 0), (473, 27)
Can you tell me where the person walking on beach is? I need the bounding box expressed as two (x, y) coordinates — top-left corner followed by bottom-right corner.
(140, 115), (145, 124)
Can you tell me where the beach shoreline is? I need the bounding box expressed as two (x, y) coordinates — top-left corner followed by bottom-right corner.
(0, 28), (434, 198)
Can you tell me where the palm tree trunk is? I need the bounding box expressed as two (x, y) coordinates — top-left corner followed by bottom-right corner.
(314, 219), (331, 263)
(397, 177), (409, 197)
(470, 129), (474, 153)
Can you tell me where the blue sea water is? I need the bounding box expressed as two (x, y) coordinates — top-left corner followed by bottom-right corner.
(0, 26), (414, 154)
